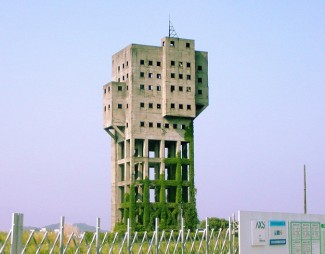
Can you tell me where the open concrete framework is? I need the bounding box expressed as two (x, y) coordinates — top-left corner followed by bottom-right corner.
(103, 36), (208, 230)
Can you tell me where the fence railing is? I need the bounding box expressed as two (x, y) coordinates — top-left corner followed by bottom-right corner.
(0, 213), (238, 254)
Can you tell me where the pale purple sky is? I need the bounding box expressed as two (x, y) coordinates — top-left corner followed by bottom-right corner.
(1, 1), (324, 231)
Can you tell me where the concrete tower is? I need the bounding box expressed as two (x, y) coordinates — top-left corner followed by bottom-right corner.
(103, 36), (208, 230)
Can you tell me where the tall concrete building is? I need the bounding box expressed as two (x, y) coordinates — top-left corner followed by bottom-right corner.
(103, 36), (208, 230)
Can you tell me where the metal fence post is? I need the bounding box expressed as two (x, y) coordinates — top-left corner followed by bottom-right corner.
(10, 213), (23, 254)
(181, 216), (184, 254)
(155, 218), (159, 254)
(205, 217), (209, 254)
(59, 216), (65, 254)
(96, 218), (100, 254)
(127, 218), (131, 254)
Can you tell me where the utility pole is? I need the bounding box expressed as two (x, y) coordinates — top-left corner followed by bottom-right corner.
(304, 165), (307, 214)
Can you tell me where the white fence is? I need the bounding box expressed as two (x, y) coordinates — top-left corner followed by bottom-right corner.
(0, 213), (238, 254)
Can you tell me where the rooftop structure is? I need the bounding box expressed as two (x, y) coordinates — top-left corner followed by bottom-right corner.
(103, 36), (208, 230)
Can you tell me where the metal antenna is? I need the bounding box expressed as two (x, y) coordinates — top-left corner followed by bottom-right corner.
(169, 17), (178, 38)
(304, 165), (307, 214)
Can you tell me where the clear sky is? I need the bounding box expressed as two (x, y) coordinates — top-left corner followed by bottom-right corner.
(1, 1), (324, 231)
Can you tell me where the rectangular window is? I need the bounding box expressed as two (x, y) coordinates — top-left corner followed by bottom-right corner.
(140, 60), (144, 65)
(198, 77), (202, 83)
(179, 74), (183, 79)
(173, 124), (177, 129)
(179, 86), (183, 92)
(118, 86), (122, 91)
(165, 123), (169, 128)
(198, 65), (202, 71)
(179, 104), (183, 109)
(104, 88), (106, 94)
(126, 61), (128, 66)
(148, 103), (153, 108)
(157, 123), (161, 128)
(140, 72), (144, 78)
(140, 102), (145, 108)
(118, 104), (123, 109)
(118, 66), (120, 71)
(186, 42), (190, 48)
(170, 41), (175, 46)
(186, 87), (191, 92)
(148, 85), (153, 90)
(171, 61), (175, 66)
(149, 60), (153, 66)
(149, 122), (153, 128)
(181, 124), (186, 129)
(157, 61), (161, 66)
(187, 105), (191, 110)
(198, 89), (203, 95)
(171, 73), (175, 78)
(186, 62), (191, 68)
(157, 74), (161, 79)
(171, 85), (175, 92)
(179, 62), (183, 67)
(186, 75), (191, 80)
(157, 104), (161, 109)
(122, 76), (125, 81)
(157, 85), (161, 91)
(140, 121), (145, 127)
(148, 73), (153, 78)
(171, 103), (175, 109)
(140, 84), (145, 90)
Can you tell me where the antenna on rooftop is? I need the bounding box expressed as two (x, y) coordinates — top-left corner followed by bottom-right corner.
(169, 16), (178, 38)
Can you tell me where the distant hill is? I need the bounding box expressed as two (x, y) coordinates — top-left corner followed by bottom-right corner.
(24, 223), (96, 233)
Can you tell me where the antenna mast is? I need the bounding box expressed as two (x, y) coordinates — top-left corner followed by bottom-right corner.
(304, 165), (307, 214)
(169, 17), (178, 38)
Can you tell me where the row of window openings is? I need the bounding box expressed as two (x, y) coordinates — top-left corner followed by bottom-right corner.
(140, 103), (191, 110)
(140, 72), (192, 80)
(140, 122), (187, 129)
(117, 61), (129, 71)
(162, 40), (191, 48)
(118, 73), (129, 82)
(140, 60), (202, 71)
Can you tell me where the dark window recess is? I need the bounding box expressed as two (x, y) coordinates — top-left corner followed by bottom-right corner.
(157, 61), (161, 66)
(165, 123), (169, 128)
(186, 62), (191, 68)
(187, 105), (191, 110)
(179, 104), (183, 109)
(108, 104), (110, 109)
(104, 106), (106, 112)
(157, 104), (161, 109)
(171, 73), (175, 78)
(179, 74), (183, 79)
(126, 61), (128, 66)
(181, 124), (186, 129)
(104, 88), (106, 94)
(148, 103), (153, 108)
(126, 122), (128, 127)
(126, 73), (129, 79)
(108, 87), (110, 92)
(157, 123), (161, 128)
(149, 60), (153, 66)
(118, 66), (120, 71)
(170, 41), (175, 46)
(140, 60), (144, 65)
(198, 77), (202, 83)
(179, 86), (183, 92)
(157, 86), (161, 91)
(198, 89), (203, 95)
(140, 72), (144, 78)
(118, 104), (123, 109)
(173, 124), (177, 129)
(126, 86), (128, 90)
(148, 85), (153, 90)
(186, 87), (191, 92)
(122, 76), (125, 81)
(122, 63), (124, 69)
(187, 75), (191, 80)
(171, 85), (175, 92)
(171, 61), (175, 66)
(118, 86), (122, 91)
(198, 65), (202, 71)
(126, 104), (128, 109)
(157, 74), (161, 79)
(140, 84), (145, 90)
(149, 122), (153, 128)
(140, 102), (145, 108)
(148, 73), (153, 78)
(186, 42), (190, 48)
(179, 62), (183, 67)
(171, 103), (175, 109)
(140, 121), (145, 127)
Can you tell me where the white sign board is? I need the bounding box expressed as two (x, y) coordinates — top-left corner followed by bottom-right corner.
(239, 211), (325, 254)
